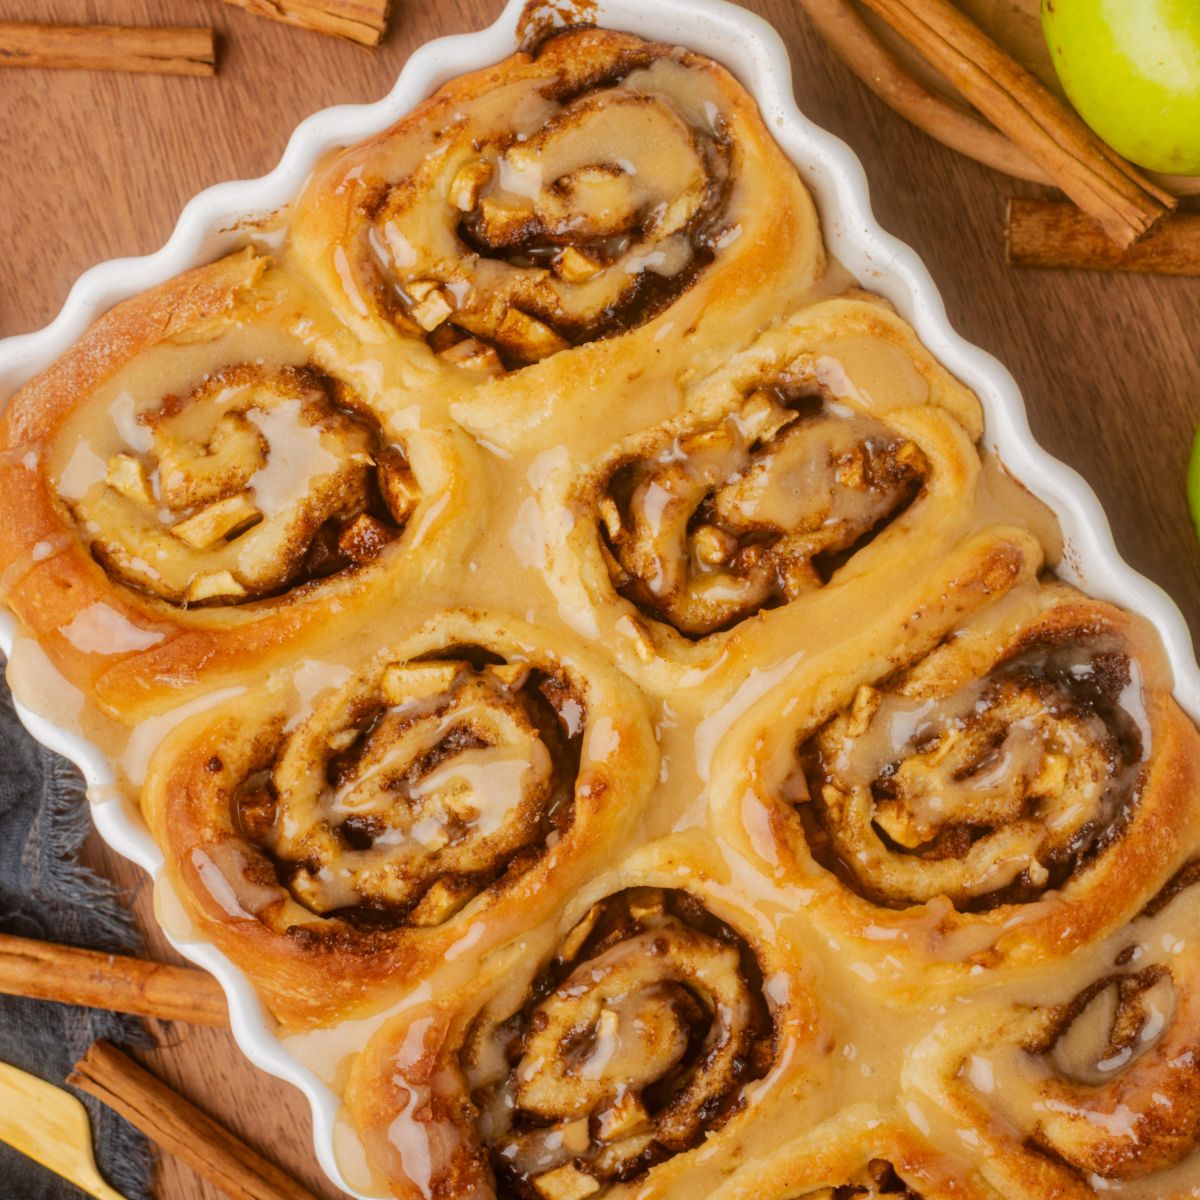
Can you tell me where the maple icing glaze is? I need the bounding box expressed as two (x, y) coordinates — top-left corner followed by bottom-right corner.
(2, 22), (1200, 1200)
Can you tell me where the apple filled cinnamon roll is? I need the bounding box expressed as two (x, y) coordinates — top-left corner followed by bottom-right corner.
(704, 1105), (1002, 1200)
(715, 580), (1200, 990)
(8, 11), (1200, 1200)
(291, 26), (823, 449)
(909, 859), (1200, 1198)
(142, 611), (658, 1026)
(345, 848), (820, 1200)
(0, 251), (483, 719)
(543, 296), (1024, 691)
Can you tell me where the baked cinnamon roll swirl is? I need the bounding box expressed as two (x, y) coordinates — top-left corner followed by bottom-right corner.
(292, 26), (823, 448)
(716, 581), (1200, 988)
(142, 612), (658, 1026)
(708, 1114), (1000, 1200)
(910, 863), (1200, 1198)
(474, 889), (772, 1192)
(346, 860), (819, 1200)
(0, 251), (483, 719)
(543, 296), (1026, 691)
(72, 362), (410, 607)
(602, 384), (927, 638)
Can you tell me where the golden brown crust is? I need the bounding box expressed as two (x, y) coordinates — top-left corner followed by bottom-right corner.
(290, 26), (824, 453)
(345, 841), (825, 1200)
(141, 611), (659, 1027)
(707, 1108), (1004, 1199)
(0, 252), (265, 447)
(0, 252), (487, 721)
(713, 579), (1200, 995)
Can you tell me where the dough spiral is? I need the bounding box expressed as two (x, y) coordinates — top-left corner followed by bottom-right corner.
(70, 362), (412, 607)
(292, 26), (824, 450)
(142, 612), (657, 1025)
(543, 295), (1015, 692)
(344, 843), (823, 1200)
(0, 251), (483, 719)
(715, 581), (1200, 989)
(910, 863), (1200, 1198)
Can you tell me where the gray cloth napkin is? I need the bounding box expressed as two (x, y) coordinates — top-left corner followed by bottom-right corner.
(0, 679), (154, 1200)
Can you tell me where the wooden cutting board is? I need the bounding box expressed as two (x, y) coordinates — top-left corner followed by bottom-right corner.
(2, 1), (1200, 1197)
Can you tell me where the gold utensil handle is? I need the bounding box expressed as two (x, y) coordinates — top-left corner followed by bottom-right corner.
(0, 1061), (129, 1200)
(80, 1177), (128, 1200)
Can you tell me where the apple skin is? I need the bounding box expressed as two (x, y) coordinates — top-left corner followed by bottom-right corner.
(1187, 421), (1200, 543)
(1042, 0), (1200, 175)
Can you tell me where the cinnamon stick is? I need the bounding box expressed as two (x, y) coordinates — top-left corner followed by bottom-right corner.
(70, 1042), (322, 1200)
(854, 0), (1174, 247)
(0, 933), (227, 1026)
(1007, 198), (1200, 276)
(0, 22), (215, 76)
(219, 0), (391, 47)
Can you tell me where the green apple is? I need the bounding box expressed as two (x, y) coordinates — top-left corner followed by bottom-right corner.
(1188, 421), (1200, 542)
(1042, 0), (1200, 175)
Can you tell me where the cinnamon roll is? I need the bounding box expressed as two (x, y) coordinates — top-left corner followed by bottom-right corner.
(291, 26), (823, 450)
(705, 1106), (1002, 1200)
(141, 612), (657, 1026)
(345, 846), (821, 1200)
(909, 861), (1200, 1198)
(6, 13), (1200, 1200)
(0, 251), (483, 719)
(715, 580), (1200, 990)
(543, 295), (1032, 691)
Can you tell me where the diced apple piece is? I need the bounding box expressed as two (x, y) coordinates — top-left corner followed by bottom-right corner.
(595, 1091), (650, 1142)
(406, 280), (455, 332)
(494, 308), (569, 362)
(337, 513), (393, 566)
(185, 570), (247, 603)
(554, 246), (603, 284)
(105, 454), (154, 504)
(172, 493), (260, 550)
(532, 1164), (600, 1200)
(407, 877), (475, 927)
(557, 1118), (592, 1156)
(485, 661), (529, 690)
(381, 661), (462, 707)
(439, 337), (504, 377)
(377, 449), (421, 526)
(449, 159), (494, 212)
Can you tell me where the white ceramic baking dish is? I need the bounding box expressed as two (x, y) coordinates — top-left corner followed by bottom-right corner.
(3, 0), (1198, 1195)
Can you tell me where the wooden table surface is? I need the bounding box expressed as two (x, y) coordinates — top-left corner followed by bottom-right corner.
(2, 1), (1200, 1197)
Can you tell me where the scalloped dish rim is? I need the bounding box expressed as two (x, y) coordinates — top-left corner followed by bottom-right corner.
(1, 1), (1197, 1196)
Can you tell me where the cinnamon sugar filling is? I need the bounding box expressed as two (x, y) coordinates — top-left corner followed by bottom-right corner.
(600, 386), (928, 638)
(793, 635), (1148, 912)
(360, 39), (736, 369)
(64, 363), (416, 607)
(460, 887), (773, 1198)
(225, 648), (584, 936)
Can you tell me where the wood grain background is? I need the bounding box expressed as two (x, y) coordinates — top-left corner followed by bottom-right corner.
(2, 1), (1199, 1196)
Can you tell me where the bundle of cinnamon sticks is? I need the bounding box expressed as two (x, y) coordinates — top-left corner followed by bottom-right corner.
(0, 931), (328, 1199)
(851, 0), (1197, 275)
(0, 0), (391, 79)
